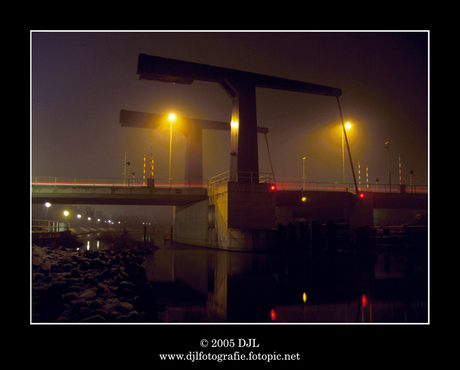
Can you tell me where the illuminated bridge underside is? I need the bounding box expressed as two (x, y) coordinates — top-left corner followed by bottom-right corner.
(31, 186), (208, 206)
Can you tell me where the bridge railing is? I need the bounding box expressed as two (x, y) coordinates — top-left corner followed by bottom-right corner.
(208, 171), (275, 187)
(31, 176), (427, 193)
(275, 181), (428, 193)
(31, 176), (208, 188)
(32, 219), (70, 233)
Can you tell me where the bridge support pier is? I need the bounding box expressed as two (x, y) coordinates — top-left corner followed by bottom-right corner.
(173, 181), (277, 250)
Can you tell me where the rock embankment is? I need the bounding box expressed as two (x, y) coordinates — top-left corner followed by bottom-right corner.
(32, 246), (159, 323)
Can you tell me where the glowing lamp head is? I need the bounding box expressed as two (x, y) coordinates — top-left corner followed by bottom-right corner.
(270, 184), (276, 191)
(345, 122), (352, 130)
(168, 113), (176, 121)
(359, 193), (366, 199)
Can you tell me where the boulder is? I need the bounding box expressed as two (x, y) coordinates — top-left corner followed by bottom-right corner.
(64, 292), (79, 303)
(89, 299), (104, 310)
(79, 289), (97, 300)
(121, 302), (134, 313)
(114, 314), (129, 322)
(79, 315), (107, 323)
(119, 281), (136, 290)
(104, 298), (124, 313)
(127, 311), (139, 322)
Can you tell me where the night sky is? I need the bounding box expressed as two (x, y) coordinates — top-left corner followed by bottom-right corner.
(31, 31), (428, 200)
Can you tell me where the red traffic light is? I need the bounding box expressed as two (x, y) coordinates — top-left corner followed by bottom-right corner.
(359, 192), (366, 199)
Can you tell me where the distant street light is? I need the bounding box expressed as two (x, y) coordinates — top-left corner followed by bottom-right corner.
(63, 210), (69, 217)
(385, 141), (391, 191)
(45, 202), (51, 219)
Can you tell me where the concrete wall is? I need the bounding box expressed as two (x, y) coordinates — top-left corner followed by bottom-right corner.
(227, 182), (276, 229)
(209, 182), (276, 250)
(172, 182), (278, 250)
(173, 199), (217, 247)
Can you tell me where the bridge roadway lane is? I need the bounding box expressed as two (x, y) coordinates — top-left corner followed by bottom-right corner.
(31, 185), (208, 206)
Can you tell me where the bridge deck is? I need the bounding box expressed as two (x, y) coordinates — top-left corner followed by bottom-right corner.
(31, 185), (208, 206)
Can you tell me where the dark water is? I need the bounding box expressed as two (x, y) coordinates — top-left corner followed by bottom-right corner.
(141, 241), (428, 323)
(77, 229), (428, 323)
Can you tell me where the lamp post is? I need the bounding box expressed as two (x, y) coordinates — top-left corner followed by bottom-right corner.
(302, 157), (306, 191)
(168, 113), (176, 186)
(342, 122), (352, 185)
(385, 142), (391, 192)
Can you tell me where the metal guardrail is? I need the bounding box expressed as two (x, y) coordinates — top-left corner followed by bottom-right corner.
(208, 171), (274, 187)
(32, 176), (427, 194)
(31, 177), (208, 188)
(32, 219), (70, 233)
(275, 181), (428, 193)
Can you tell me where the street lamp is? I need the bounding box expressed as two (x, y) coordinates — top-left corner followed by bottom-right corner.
(63, 210), (69, 217)
(45, 202), (51, 219)
(168, 113), (176, 186)
(342, 122), (352, 184)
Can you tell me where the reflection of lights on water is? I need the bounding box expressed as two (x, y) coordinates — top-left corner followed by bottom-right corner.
(87, 241), (90, 251)
(97, 240), (100, 249)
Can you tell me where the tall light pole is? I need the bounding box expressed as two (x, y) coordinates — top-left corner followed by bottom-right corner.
(385, 141), (391, 191)
(123, 152), (127, 187)
(302, 156), (306, 191)
(168, 113), (176, 186)
(342, 122), (352, 184)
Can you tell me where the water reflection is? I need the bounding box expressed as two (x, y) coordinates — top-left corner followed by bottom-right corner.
(78, 234), (105, 251)
(142, 242), (428, 323)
